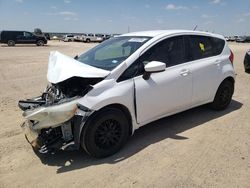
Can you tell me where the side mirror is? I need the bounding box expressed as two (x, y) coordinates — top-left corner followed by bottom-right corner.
(143, 61), (166, 80)
(74, 55), (78, 60)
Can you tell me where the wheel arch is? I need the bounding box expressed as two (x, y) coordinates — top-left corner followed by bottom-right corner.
(213, 76), (235, 101)
(90, 103), (133, 136)
(223, 76), (235, 84)
(210, 76), (235, 110)
(74, 103), (134, 150)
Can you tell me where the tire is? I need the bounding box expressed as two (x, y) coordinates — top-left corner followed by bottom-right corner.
(210, 80), (234, 110)
(81, 108), (130, 158)
(86, 38), (90, 43)
(7, 40), (15, 46)
(36, 40), (44, 46)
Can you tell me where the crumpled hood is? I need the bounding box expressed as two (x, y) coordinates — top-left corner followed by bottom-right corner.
(47, 51), (110, 84)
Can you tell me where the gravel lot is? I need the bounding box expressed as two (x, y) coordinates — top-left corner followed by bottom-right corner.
(0, 41), (249, 188)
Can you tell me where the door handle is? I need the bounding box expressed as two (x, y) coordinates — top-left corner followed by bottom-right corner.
(180, 69), (190, 76)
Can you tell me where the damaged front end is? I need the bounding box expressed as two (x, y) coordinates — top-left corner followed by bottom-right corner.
(18, 51), (109, 153)
(19, 77), (101, 153)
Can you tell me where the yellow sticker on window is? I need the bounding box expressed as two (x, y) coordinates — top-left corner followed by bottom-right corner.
(199, 43), (205, 52)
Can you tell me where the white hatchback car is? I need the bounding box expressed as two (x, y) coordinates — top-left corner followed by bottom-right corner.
(19, 30), (235, 158)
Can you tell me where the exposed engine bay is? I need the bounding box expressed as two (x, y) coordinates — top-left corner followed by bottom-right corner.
(18, 77), (102, 111)
(18, 51), (109, 153)
(18, 77), (102, 153)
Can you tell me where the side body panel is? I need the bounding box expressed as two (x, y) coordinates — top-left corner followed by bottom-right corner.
(75, 32), (235, 133)
(134, 65), (192, 125)
(189, 56), (222, 105)
(77, 78), (139, 131)
(190, 41), (235, 105)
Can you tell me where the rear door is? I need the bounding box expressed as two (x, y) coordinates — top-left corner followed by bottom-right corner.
(134, 36), (193, 125)
(15, 32), (25, 43)
(185, 35), (225, 105)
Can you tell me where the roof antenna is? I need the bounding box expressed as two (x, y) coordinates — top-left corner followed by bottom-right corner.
(193, 25), (198, 31)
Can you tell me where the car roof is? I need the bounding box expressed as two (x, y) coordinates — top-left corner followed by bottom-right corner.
(121, 30), (224, 39)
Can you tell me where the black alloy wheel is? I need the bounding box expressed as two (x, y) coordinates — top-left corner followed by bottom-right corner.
(95, 119), (122, 149)
(81, 108), (130, 158)
(210, 80), (234, 110)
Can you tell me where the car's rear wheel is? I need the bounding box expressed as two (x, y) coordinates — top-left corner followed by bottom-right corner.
(210, 80), (234, 110)
(7, 40), (15, 46)
(81, 108), (130, 158)
(36, 40), (44, 46)
(86, 38), (90, 43)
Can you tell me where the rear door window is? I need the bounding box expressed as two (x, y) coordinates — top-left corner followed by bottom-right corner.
(187, 35), (214, 61)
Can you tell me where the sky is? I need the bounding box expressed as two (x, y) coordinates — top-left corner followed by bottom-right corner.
(0, 0), (250, 36)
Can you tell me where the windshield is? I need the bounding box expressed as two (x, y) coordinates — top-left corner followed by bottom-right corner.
(77, 36), (151, 70)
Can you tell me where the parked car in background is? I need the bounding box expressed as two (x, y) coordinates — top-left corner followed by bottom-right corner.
(102, 34), (111, 41)
(236, 36), (245, 42)
(244, 49), (250, 73)
(19, 30), (235, 158)
(0, 30), (47, 46)
(225, 36), (229, 41)
(236, 36), (250, 43)
(63, 34), (74, 42)
(228, 36), (236, 41)
(234, 36), (240, 41)
(74, 34), (85, 42)
(82, 33), (103, 43)
(245, 36), (250, 42)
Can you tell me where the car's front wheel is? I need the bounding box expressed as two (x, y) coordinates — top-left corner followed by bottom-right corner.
(81, 108), (130, 158)
(210, 80), (234, 110)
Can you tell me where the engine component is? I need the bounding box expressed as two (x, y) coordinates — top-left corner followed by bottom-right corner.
(61, 121), (73, 142)
(18, 77), (102, 111)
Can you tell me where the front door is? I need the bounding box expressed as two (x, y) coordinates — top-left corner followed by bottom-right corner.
(134, 36), (193, 125)
(23, 32), (36, 44)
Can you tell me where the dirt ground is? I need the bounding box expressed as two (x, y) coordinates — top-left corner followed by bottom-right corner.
(0, 41), (249, 188)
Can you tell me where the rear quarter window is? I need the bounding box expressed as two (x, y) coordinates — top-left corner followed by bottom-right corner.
(186, 35), (225, 61)
(211, 37), (225, 56)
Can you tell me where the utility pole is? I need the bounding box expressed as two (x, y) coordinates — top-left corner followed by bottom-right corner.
(128, 26), (130, 33)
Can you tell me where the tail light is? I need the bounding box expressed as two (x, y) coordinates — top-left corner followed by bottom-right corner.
(229, 50), (234, 65)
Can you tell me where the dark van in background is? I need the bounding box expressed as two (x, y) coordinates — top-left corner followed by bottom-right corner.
(0, 30), (47, 46)
(244, 50), (250, 73)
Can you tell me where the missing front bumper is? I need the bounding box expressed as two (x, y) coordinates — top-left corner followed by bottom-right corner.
(20, 103), (93, 153)
(21, 120), (70, 153)
(20, 120), (40, 148)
